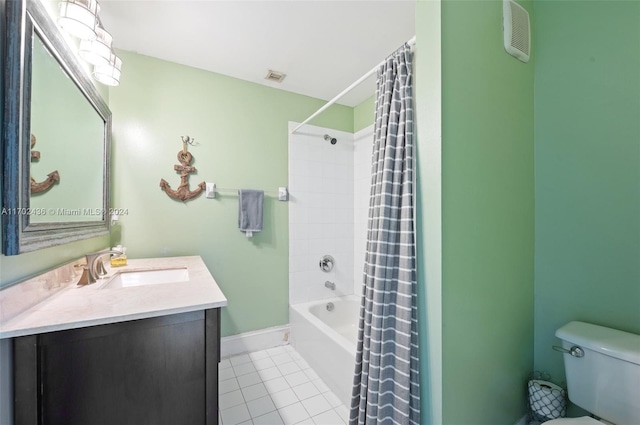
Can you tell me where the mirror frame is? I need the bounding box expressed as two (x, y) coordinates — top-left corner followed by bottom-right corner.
(2, 0), (112, 255)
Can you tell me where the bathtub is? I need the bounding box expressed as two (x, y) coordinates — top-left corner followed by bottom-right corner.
(290, 295), (360, 407)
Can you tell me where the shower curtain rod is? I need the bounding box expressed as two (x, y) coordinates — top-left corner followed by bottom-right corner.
(290, 35), (416, 135)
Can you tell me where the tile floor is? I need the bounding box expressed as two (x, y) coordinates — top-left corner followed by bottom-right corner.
(219, 345), (350, 425)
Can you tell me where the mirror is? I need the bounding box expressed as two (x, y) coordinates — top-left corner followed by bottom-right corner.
(2, 0), (112, 255)
(30, 35), (106, 222)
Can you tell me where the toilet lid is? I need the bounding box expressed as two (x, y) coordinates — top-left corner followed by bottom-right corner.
(546, 417), (602, 425)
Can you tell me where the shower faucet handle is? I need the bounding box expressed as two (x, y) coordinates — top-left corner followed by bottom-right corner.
(319, 255), (335, 272)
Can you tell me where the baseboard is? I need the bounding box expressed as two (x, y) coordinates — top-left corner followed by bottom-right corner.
(220, 325), (290, 358)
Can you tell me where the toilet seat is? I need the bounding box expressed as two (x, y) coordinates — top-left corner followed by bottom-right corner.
(546, 417), (603, 425)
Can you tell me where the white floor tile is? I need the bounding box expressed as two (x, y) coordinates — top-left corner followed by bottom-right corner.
(278, 361), (302, 376)
(272, 353), (295, 365)
(311, 409), (344, 425)
(221, 404), (251, 425)
(291, 382), (320, 401)
(220, 377), (240, 395)
(295, 358), (311, 370)
(249, 350), (270, 361)
(220, 389), (245, 410)
(301, 394), (332, 417)
(253, 357), (276, 371)
(220, 346), (351, 425)
(241, 383), (269, 402)
(253, 410), (284, 425)
(234, 362), (258, 377)
(271, 388), (299, 409)
(247, 395), (277, 418)
(264, 377), (291, 394)
(278, 402), (310, 425)
(238, 372), (262, 388)
(258, 366), (283, 381)
(230, 354), (252, 366)
(311, 379), (330, 393)
(284, 371), (310, 387)
(322, 391), (342, 408)
(220, 367), (236, 381)
(303, 368), (320, 381)
(334, 405), (349, 422)
(266, 346), (287, 356)
(292, 420), (314, 425)
(289, 351), (303, 362)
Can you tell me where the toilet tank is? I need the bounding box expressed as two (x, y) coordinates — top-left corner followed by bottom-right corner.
(556, 322), (640, 425)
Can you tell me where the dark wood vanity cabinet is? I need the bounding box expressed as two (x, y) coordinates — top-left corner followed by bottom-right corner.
(13, 309), (220, 425)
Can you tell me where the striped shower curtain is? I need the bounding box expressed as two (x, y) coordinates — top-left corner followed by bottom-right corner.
(349, 44), (419, 425)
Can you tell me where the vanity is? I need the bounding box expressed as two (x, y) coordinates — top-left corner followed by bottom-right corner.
(0, 256), (227, 425)
(2, 0), (228, 423)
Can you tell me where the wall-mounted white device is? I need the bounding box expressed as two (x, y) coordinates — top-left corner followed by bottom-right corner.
(205, 182), (216, 199)
(503, 0), (531, 63)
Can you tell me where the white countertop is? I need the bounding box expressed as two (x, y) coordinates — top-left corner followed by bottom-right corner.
(0, 256), (227, 338)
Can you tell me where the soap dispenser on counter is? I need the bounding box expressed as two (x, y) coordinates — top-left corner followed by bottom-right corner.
(110, 245), (127, 267)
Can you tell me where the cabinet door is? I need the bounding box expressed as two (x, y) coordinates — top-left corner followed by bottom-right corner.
(15, 310), (220, 425)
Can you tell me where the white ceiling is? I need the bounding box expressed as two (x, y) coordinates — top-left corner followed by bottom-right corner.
(98, 1), (415, 107)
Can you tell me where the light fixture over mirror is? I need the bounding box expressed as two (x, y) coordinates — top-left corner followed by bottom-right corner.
(57, 0), (122, 86)
(93, 53), (122, 86)
(57, 0), (99, 40)
(78, 26), (113, 66)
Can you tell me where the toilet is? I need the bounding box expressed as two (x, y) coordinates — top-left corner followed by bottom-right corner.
(546, 321), (640, 425)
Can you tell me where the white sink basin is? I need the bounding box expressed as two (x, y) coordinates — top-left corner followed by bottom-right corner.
(102, 268), (189, 289)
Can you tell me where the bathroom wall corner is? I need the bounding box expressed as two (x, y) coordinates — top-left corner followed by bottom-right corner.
(416, 0), (443, 423)
(440, 0), (535, 423)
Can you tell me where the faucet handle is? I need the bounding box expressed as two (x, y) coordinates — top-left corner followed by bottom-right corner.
(75, 264), (90, 286)
(319, 255), (335, 273)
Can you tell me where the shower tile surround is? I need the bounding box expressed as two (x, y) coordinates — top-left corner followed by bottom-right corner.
(352, 126), (374, 294)
(289, 124), (357, 304)
(288, 123), (374, 304)
(219, 345), (349, 425)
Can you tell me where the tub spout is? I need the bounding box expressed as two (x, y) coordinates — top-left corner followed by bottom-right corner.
(324, 281), (336, 290)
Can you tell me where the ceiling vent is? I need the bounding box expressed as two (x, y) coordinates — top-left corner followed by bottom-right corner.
(265, 70), (286, 83)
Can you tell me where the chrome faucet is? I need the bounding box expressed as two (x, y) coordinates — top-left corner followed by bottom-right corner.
(324, 281), (336, 290)
(80, 249), (123, 285)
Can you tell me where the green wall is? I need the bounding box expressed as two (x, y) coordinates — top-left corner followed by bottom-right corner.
(440, 1), (535, 423)
(533, 0), (640, 385)
(353, 95), (375, 133)
(108, 50), (353, 337)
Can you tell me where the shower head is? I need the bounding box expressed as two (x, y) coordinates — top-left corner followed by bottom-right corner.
(324, 134), (337, 145)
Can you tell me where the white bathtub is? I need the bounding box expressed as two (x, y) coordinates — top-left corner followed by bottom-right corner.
(290, 295), (360, 407)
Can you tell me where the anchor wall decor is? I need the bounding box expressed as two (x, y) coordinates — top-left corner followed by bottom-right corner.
(30, 134), (60, 194)
(159, 136), (206, 202)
